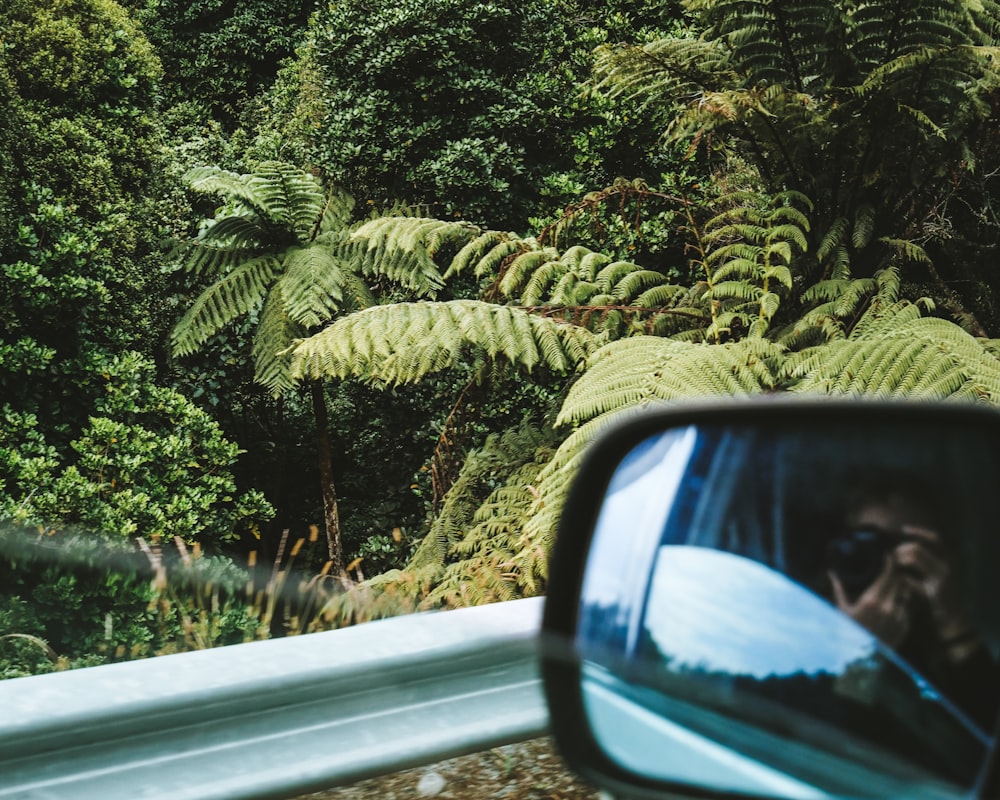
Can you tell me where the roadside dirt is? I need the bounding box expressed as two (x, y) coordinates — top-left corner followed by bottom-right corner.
(303, 737), (601, 799)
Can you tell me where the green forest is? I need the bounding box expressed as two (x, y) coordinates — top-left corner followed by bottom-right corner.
(4, 0), (1000, 676)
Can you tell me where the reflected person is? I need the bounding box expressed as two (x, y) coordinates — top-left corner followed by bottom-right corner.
(825, 479), (999, 730)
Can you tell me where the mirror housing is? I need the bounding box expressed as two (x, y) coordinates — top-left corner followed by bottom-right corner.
(542, 399), (1000, 799)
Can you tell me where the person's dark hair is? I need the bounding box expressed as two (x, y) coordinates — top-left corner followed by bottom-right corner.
(842, 472), (946, 539)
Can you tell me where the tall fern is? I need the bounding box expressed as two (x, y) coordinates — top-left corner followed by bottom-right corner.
(171, 163), (466, 574)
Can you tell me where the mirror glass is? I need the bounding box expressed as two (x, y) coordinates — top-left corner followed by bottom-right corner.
(576, 421), (1000, 799)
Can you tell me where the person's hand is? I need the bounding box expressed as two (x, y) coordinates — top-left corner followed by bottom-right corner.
(895, 526), (977, 659)
(830, 556), (912, 647)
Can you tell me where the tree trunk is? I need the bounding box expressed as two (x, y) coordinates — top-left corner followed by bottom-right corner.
(310, 379), (344, 575)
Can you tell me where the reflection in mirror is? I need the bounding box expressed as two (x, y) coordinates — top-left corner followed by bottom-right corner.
(576, 422), (1000, 798)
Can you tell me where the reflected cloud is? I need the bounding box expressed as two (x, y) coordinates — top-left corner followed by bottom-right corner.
(645, 547), (876, 678)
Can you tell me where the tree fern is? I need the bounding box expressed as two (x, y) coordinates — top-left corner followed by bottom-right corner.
(185, 162), (350, 243)
(172, 162), (449, 574)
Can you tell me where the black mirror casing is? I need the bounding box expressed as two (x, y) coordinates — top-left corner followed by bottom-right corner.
(541, 398), (1000, 800)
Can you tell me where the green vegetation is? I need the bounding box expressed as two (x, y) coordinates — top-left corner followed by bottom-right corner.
(3, 0), (1000, 672)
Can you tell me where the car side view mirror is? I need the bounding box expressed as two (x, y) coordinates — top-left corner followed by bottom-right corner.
(542, 399), (1000, 800)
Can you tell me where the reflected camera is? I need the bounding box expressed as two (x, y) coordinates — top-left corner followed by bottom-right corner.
(826, 529), (916, 600)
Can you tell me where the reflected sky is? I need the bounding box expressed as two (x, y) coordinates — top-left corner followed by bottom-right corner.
(580, 427), (697, 611)
(645, 547), (876, 678)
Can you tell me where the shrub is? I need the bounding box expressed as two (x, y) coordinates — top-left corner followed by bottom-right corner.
(0, 353), (274, 544)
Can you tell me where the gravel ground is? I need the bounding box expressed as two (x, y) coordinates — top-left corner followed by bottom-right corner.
(303, 737), (601, 800)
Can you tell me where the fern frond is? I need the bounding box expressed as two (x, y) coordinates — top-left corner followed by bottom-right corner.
(315, 566), (438, 626)
(251, 161), (331, 241)
(171, 256), (280, 357)
(574, 248), (613, 281)
(706, 243), (762, 265)
(879, 237), (932, 266)
(338, 270), (378, 314)
(348, 216), (469, 297)
(554, 274), (597, 307)
(704, 221), (769, 246)
(499, 247), (562, 301)
(695, 0), (840, 89)
(709, 280), (764, 303)
(289, 300), (599, 386)
(768, 224), (809, 253)
(316, 185), (356, 236)
(852, 205), (876, 250)
(801, 278), (868, 305)
(519, 259), (571, 306)
(611, 269), (681, 302)
(636, 283), (700, 309)
(252, 286), (308, 395)
(873, 266), (902, 305)
(444, 230), (524, 280)
(557, 337), (780, 428)
(277, 241), (351, 328)
(185, 166), (265, 216)
(710, 257), (763, 283)
(817, 217), (849, 264)
(769, 198), (813, 225)
(787, 307), (1000, 402)
(186, 163), (333, 243)
(180, 215), (270, 276)
(518, 336), (782, 585)
(593, 37), (734, 110)
(405, 421), (557, 604)
(775, 306), (847, 350)
(422, 556), (521, 608)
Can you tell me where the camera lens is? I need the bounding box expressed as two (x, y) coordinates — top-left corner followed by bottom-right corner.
(827, 529), (891, 599)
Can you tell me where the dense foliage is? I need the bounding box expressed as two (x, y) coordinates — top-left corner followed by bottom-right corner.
(1, 353), (272, 542)
(0, 0), (167, 428)
(136, 0), (315, 125)
(263, 0), (683, 231)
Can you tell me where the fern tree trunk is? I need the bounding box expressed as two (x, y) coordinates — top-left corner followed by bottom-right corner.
(310, 380), (344, 575)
